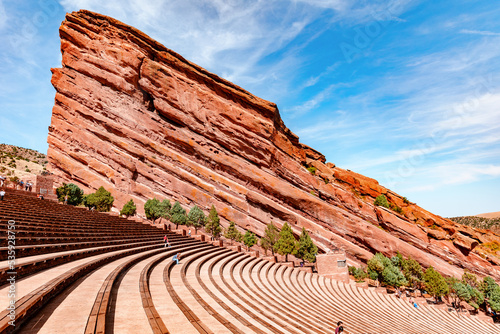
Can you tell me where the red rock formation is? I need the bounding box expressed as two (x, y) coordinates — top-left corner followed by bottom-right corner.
(47, 10), (500, 280)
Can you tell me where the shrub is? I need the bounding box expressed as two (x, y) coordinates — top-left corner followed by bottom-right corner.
(187, 205), (206, 233)
(307, 166), (317, 175)
(84, 186), (114, 212)
(56, 183), (84, 206)
(243, 230), (257, 251)
(403, 197), (410, 204)
(274, 222), (297, 262)
(224, 221), (242, 245)
(423, 266), (449, 299)
(205, 205), (222, 239)
(401, 256), (424, 289)
(295, 227), (318, 263)
(390, 204), (404, 215)
(260, 222), (279, 256)
(170, 201), (187, 228)
(374, 195), (390, 208)
(144, 198), (168, 223)
(120, 199), (137, 218)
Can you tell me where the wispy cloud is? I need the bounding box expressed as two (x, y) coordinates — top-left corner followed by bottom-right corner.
(0, 0), (6, 31)
(460, 29), (500, 36)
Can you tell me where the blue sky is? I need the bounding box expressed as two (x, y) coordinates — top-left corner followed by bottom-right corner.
(0, 0), (499, 217)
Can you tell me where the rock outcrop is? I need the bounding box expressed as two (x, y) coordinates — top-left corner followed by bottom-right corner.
(47, 10), (500, 280)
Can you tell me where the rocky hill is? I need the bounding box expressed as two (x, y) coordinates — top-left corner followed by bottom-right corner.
(0, 144), (47, 181)
(451, 215), (500, 234)
(46, 10), (500, 280)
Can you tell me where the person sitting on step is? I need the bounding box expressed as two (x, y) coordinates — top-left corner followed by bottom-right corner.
(173, 252), (181, 265)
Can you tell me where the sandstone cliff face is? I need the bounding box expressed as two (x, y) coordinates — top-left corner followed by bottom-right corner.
(47, 10), (500, 280)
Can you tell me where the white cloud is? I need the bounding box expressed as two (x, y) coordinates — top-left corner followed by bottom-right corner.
(460, 29), (500, 37)
(0, 0), (6, 31)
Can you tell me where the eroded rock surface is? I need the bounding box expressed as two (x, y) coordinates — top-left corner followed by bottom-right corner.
(48, 10), (500, 280)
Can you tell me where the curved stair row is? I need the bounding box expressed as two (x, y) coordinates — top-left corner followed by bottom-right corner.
(0, 189), (498, 334)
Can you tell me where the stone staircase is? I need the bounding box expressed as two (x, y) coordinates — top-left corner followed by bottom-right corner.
(0, 188), (498, 333)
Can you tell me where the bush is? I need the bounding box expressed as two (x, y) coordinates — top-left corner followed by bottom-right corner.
(374, 195), (390, 208)
(205, 205), (222, 239)
(243, 230), (257, 251)
(260, 222), (279, 256)
(423, 266), (449, 299)
(56, 183), (84, 206)
(187, 205), (206, 233)
(84, 186), (114, 212)
(403, 197), (410, 204)
(274, 222), (297, 262)
(306, 166), (317, 175)
(224, 221), (242, 245)
(295, 227), (318, 263)
(170, 201), (187, 228)
(144, 198), (170, 223)
(390, 204), (404, 215)
(120, 199), (137, 218)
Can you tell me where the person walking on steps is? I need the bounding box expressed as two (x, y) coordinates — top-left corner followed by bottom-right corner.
(172, 252), (181, 265)
(0, 190), (5, 201)
(164, 235), (170, 248)
(335, 321), (344, 333)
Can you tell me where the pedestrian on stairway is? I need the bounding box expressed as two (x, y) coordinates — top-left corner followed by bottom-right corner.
(0, 190), (5, 201)
(335, 321), (344, 333)
(164, 235), (170, 248)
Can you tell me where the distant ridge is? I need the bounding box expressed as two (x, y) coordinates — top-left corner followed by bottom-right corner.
(476, 211), (500, 219)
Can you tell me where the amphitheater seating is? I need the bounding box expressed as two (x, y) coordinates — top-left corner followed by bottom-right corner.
(0, 188), (498, 334)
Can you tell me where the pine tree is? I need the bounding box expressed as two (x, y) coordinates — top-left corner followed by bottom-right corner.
(224, 221), (242, 245)
(187, 205), (206, 234)
(243, 230), (257, 251)
(273, 222), (297, 262)
(205, 205), (222, 240)
(423, 266), (449, 299)
(260, 222), (279, 256)
(295, 227), (318, 263)
(170, 201), (187, 229)
(120, 199), (137, 218)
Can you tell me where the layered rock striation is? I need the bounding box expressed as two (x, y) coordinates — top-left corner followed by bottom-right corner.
(48, 10), (500, 279)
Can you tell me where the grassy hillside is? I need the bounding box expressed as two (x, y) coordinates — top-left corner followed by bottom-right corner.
(0, 144), (47, 181)
(450, 215), (500, 232)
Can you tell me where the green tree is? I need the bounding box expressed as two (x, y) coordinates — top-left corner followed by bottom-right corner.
(480, 276), (500, 312)
(170, 201), (187, 229)
(85, 186), (114, 212)
(120, 199), (137, 218)
(56, 183), (84, 206)
(260, 222), (280, 256)
(274, 222), (297, 262)
(144, 198), (163, 223)
(187, 205), (206, 234)
(295, 227), (318, 263)
(423, 266), (449, 299)
(243, 230), (257, 251)
(205, 205), (222, 240)
(382, 265), (407, 288)
(224, 221), (242, 245)
(401, 256), (424, 289)
(461, 270), (479, 288)
(374, 194), (390, 208)
(367, 253), (390, 281)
